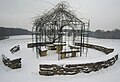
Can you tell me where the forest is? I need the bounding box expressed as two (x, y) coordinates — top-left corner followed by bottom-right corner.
(0, 27), (120, 40)
(89, 29), (120, 39)
(63, 28), (120, 39)
(0, 27), (32, 40)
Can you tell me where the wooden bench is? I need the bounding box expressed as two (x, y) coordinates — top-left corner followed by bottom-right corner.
(2, 54), (21, 69)
(60, 49), (80, 59)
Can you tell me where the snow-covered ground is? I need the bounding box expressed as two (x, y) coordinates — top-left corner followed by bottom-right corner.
(0, 35), (120, 82)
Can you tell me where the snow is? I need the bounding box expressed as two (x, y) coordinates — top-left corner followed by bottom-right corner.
(61, 49), (79, 52)
(2, 51), (21, 60)
(40, 50), (117, 65)
(0, 35), (120, 82)
(53, 42), (66, 45)
(40, 47), (47, 51)
(69, 44), (80, 48)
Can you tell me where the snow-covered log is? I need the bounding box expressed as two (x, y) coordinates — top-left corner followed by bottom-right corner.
(2, 54), (21, 69)
(39, 54), (118, 76)
(75, 43), (114, 54)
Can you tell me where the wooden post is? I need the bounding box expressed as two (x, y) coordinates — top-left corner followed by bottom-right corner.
(56, 45), (63, 53)
(71, 51), (76, 57)
(61, 53), (66, 59)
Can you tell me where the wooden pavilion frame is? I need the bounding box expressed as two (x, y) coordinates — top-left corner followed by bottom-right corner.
(32, 1), (90, 58)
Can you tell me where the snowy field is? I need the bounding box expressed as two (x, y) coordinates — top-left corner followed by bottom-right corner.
(0, 35), (120, 82)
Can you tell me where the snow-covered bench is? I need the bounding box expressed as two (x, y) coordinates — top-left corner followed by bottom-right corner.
(10, 45), (20, 54)
(2, 53), (21, 69)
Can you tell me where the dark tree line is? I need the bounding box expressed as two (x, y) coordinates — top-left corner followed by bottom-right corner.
(0, 27), (120, 40)
(0, 27), (32, 40)
(89, 29), (120, 39)
(62, 28), (120, 39)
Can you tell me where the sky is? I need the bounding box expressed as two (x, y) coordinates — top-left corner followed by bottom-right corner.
(0, 0), (120, 31)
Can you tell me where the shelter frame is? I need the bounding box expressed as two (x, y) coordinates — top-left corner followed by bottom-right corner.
(32, 1), (90, 58)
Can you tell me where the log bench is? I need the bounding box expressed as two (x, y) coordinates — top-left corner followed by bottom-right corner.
(2, 54), (21, 69)
(60, 49), (80, 59)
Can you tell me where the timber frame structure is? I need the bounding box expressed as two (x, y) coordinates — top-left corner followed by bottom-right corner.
(32, 1), (90, 58)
